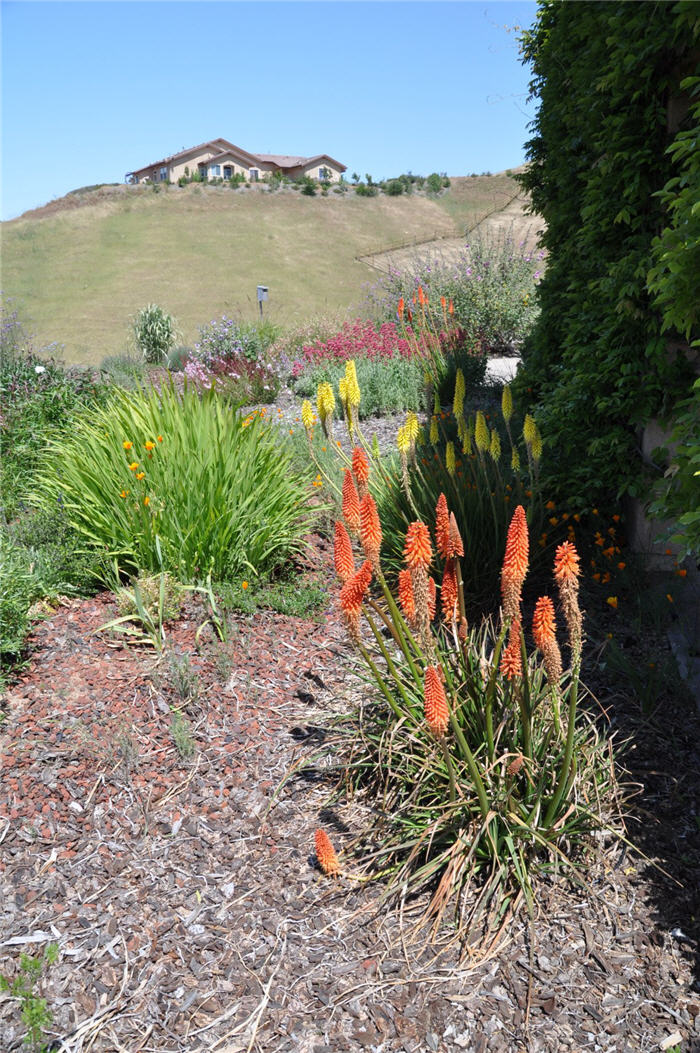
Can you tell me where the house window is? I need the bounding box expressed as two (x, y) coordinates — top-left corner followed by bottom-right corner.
(223, 166), (233, 179)
(159, 167), (168, 182)
(319, 167), (329, 181)
(210, 164), (221, 177)
(249, 168), (259, 182)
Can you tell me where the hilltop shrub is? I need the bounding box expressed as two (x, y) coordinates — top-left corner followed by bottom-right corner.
(32, 382), (313, 583)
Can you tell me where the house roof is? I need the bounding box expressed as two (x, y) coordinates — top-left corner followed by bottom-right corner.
(255, 153), (346, 171)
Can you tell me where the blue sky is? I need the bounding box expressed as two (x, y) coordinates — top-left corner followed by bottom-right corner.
(1, 1), (538, 221)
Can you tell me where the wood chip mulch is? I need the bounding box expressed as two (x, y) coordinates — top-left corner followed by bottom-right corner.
(1, 535), (699, 1052)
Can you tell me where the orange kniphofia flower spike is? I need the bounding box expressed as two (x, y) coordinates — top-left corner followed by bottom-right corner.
(502, 505), (529, 585)
(342, 470), (361, 534)
(398, 568), (416, 622)
(500, 620), (523, 681)
(418, 285), (425, 306)
(360, 494), (382, 567)
(424, 666), (450, 737)
(501, 505), (529, 620)
(448, 512), (464, 559)
(315, 829), (340, 876)
(532, 596), (557, 650)
(435, 493), (450, 560)
(334, 520), (356, 583)
(404, 521), (433, 571)
(441, 559), (458, 621)
(352, 446), (371, 494)
(553, 541), (581, 583)
(398, 297), (405, 318)
(339, 559), (373, 616)
(448, 299), (454, 315)
(440, 295), (446, 309)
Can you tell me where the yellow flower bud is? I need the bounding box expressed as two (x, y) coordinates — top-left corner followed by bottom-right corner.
(301, 400), (314, 432)
(405, 411), (419, 445)
(430, 415), (439, 445)
(475, 411), (489, 452)
(489, 429), (501, 462)
(523, 413), (537, 445)
(445, 441), (456, 476)
(511, 446), (521, 471)
(502, 385), (513, 423)
(338, 377), (348, 405)
(397, 425), (410, 455)
(453, 368), (465, 418)
(531, 426), (543, 463)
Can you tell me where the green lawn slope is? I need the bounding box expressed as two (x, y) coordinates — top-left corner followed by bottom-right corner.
(2, 174), (524, 365)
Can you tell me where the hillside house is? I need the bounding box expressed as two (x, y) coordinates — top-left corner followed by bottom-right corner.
(125, 139), (346, 185)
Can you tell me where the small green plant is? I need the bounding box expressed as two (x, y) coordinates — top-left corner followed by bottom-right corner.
(170, 708), (196, 759)
(131, 303), (177, 364)
(294, 355), (427, 419)
(165, 648), (199, 706)
(1, 942), (58, 1052)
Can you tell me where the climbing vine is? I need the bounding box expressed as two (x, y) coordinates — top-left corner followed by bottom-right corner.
(515, 1), (699, 512)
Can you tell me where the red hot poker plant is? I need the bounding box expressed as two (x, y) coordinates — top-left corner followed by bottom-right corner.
(352, 446), (371, 499)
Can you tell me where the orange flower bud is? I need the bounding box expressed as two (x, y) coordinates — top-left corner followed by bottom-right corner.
(404, 521), (433, 571)
(342, 470), (361, 534)
(553, 541), (581, 583)
(360, 494), (382, 569)
(532, 596), (557, 650)
(441, 559), (458, 621)
(352, 446), (370, 497)
(424, 666), (449, 737)
(398, 568), (416, 623)
(500, 619), (522, 681)
(501, 505), (529, 620)
(334, 520), (355, 583)
(435, 493), (450, 560)
(314, 829), (340, 876)
(448, 512), (464, 559)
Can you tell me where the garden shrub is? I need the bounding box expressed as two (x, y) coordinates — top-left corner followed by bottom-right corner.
(131, 303), (178, 364)
(32, 381), (313, 584)
(364, 232), (541, 353)
(184, 315), (283, 402)
(515, 1), (699, 510)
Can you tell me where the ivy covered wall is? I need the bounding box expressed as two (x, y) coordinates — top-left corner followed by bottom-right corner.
(516, 0), (699, 515)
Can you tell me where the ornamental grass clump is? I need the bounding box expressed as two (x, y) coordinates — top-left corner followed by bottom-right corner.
(32, 380), (312, 584)
(322, 456), (613, 948)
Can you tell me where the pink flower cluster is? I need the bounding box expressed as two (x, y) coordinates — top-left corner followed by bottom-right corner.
(293, 320), (420, 377)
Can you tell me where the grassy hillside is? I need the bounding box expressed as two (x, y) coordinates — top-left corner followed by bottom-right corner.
(2, 174), (525, 365)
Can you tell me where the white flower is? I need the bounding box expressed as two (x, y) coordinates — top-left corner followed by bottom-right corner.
(35, 365), (46, 374)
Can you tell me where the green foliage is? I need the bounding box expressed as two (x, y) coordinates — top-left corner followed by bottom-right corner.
(0, 942), (58, 1052)
(170, 708), (196, 759)
(515, 2), (699, 508)
(99, 352), (148, 389)
(32, 381), (314, 584)
(648, 77), (700, 344)
(294, 355), (427, 418)
(215, 576), (327, 619)
(131, 303), (177, 364)
(648, 377), (700, 557)
(0, 302), (108, 519)
(383, 179), (404, 196)
(354, 182), (379, 197)
(0, 532), (35, 662)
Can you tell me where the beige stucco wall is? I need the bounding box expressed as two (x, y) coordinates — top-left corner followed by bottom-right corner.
(300, 161), (344, 182)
